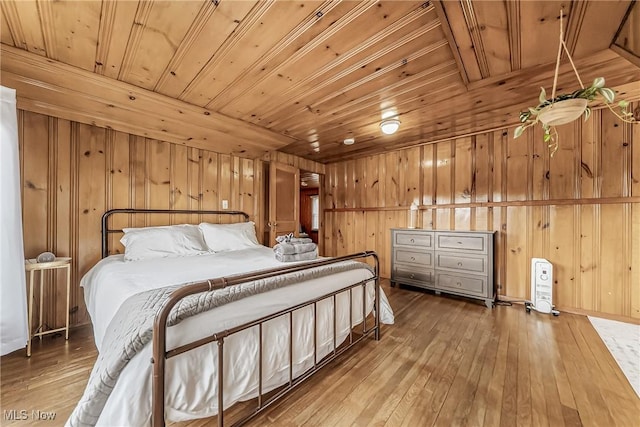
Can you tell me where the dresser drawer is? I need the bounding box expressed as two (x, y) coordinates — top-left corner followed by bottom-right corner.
(435, 253), (488, 275)
(393, 266), (434, 285)
(394, 248), (433, 267)
(435, 232), (489, 254)
(436, 272), (487, 297)
(394, 231), (433, 248)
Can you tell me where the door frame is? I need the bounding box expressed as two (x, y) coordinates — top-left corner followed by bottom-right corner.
(268, 162), (300, 246)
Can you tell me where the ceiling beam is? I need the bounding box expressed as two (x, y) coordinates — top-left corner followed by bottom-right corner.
(564, 0), (588, 56)
(505, 0), (520, 71)
(421, 0), (468, 84)
(458, 0), (490, 79)
(35, 0), (57, 60)
(610, 44), (640, 69)
(117, 0), (154, 81)
(0, 45), (296, 158)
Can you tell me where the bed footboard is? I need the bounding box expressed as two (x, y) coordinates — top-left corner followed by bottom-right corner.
(151, 251), (381, 427)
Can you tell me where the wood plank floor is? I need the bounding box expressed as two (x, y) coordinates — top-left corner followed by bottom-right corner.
(1, 281), (638, 426)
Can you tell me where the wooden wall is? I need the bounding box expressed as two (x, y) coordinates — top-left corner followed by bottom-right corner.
(324, 106), (640, 321)
(262, 151), (326, 175)
(19, 110), (262, 328)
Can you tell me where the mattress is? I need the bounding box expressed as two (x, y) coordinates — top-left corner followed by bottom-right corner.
(78, 246), (394, 426)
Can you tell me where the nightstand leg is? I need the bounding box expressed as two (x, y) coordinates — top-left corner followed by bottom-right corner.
(65, 265), (70, 340)
(27, 270), (34, 357)
(39, 271), (44, 340)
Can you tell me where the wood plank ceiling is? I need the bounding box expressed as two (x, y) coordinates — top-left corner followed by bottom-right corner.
(1, 0), (639, 163)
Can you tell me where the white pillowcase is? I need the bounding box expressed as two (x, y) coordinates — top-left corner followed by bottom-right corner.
(120, 224), (209, 261)
(199, 221), (261, 252)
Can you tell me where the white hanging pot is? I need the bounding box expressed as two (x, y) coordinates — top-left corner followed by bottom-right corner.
(538, 98), (588, 126)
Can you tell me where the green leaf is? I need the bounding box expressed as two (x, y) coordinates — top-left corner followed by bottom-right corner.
(592, 77), (605, 88)
(618, 100), (629, 108)
(519, 114), (528, 123)
(598, 87), (615, 103)
(583, 107), (591, 121)
(514, 125), (525, 139)
(544, 133), (551, 143)
(528, 107), (539, 116)
(539, 87), (547, 104)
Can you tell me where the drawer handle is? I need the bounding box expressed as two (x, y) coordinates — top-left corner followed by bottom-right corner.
(410, 274), (415, 279)
(411, 257), (416, 261)
(457, 262), (463, 266)
(456, 282), (462, 287)
(410, 238), (415, 243)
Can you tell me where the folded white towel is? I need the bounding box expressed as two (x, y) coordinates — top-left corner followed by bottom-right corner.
(274, 242), (317, 255)
(275, 248), (318, 262)
(275, 233), (312, 244)
(289, 237), (312, 244)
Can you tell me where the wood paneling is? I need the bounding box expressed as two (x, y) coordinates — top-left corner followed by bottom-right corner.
(2, 2), (638, 164)
(0, 45), (293, 158)
(281, 49), (640, 163)
(441, 0), (632, 80)
(324, 105), (640, 320)
(19, 110), (264, 328)
(261, 151), (325, 175)
(613, 1), (640, 65)
(119, 1), (202, 89)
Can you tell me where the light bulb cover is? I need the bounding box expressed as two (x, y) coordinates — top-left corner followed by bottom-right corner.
(343, 137), (355, 145)
(380, 119), (400, 135)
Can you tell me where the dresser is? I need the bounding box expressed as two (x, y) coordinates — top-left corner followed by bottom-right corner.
(390, 229), (495, 308)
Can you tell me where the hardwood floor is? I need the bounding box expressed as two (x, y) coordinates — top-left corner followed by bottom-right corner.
(1, 281), (638, 426)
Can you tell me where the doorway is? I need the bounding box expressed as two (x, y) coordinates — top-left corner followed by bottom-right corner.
(262, 162), (323, 255)
(299, 171), (322, 251)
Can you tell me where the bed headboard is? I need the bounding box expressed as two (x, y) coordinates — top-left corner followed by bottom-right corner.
(101, 209), (250, 258)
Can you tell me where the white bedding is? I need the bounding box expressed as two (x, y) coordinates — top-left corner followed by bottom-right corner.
(79, 246), (393, 426)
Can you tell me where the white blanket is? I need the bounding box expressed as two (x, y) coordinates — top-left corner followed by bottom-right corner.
(78, 246), (394, 425)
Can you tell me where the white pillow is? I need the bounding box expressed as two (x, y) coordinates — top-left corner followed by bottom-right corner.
(120, 224), (209, 261)
(199, 222), (260, 252)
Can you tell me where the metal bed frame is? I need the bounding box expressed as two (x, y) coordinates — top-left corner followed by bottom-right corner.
(101, 208), (249, 258)
(101, 209), (381, 427)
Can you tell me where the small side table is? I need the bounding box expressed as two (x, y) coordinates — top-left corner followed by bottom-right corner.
(24, 257), (71, 357)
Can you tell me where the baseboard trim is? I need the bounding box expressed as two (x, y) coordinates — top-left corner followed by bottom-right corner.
(497, 294), (640, 324)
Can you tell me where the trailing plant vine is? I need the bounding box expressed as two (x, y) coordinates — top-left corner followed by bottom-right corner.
(513, 77), (636, 156)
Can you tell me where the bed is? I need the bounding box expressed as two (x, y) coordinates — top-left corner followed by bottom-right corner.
(67, 209), (394, 427)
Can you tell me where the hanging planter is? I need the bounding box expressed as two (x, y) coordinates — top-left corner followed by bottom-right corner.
(513, 11), (636, 155)
(538, 98), (588, 126)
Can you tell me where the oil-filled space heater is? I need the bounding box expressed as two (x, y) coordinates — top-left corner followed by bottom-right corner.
(525, 258), (560, 316)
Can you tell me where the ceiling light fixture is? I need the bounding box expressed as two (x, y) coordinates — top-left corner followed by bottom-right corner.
(343, 137), (355, 145)
(380, 118), (400, 135)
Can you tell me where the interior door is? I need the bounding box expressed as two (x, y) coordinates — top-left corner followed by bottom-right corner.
(268, 162), (300, 246)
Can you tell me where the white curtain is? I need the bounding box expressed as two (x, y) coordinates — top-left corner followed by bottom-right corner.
(0, 85), (28, 356)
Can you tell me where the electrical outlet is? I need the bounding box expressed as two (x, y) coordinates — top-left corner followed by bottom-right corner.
(222, 200), (229, 210)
